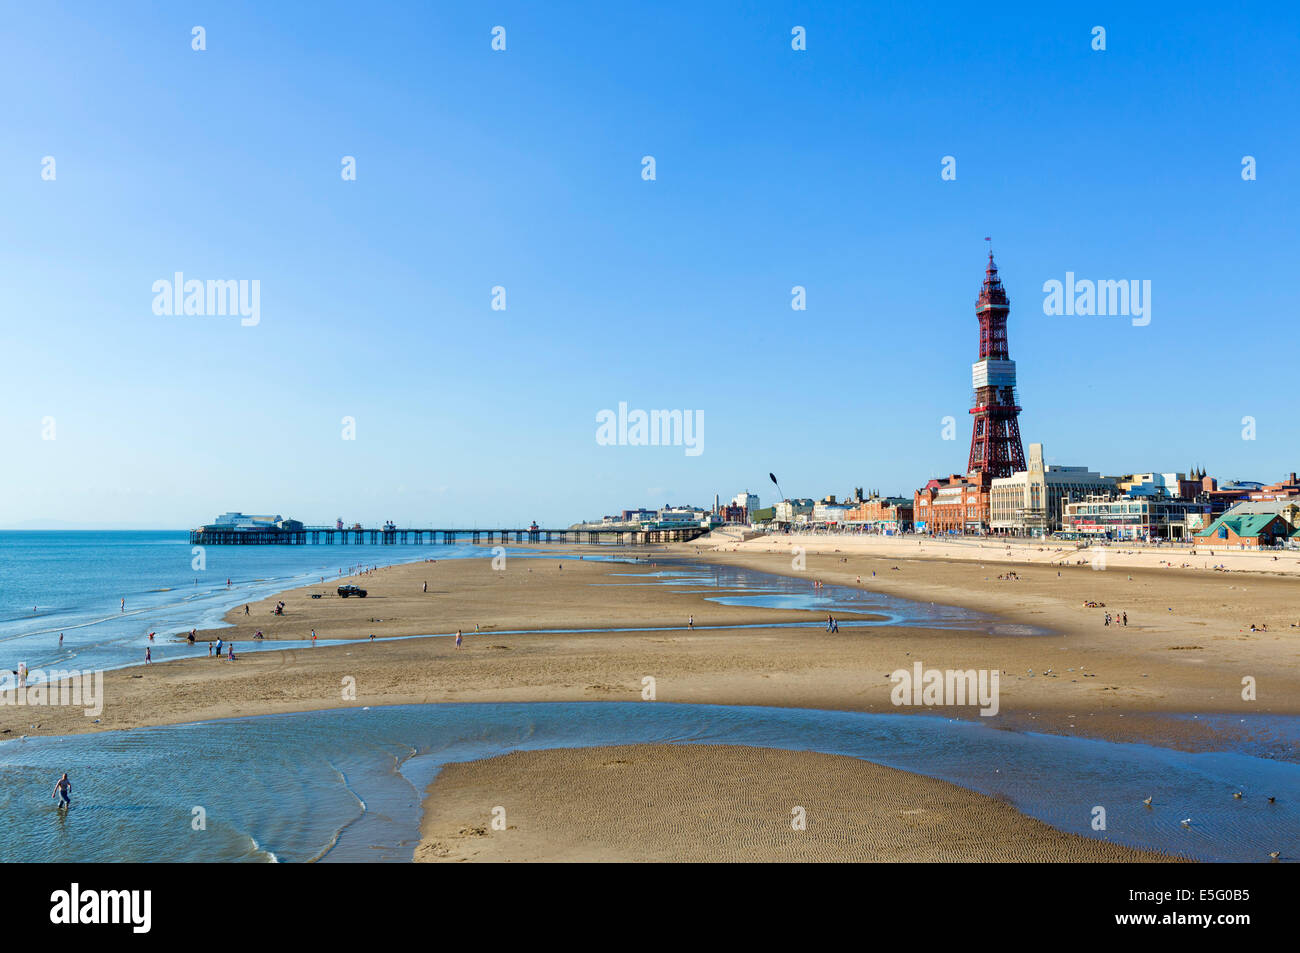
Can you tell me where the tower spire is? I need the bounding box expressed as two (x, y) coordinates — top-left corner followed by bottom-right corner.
(968, 245), (1025, 478)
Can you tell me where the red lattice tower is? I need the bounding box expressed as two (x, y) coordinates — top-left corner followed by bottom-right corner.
(967, 249), (1025, 478)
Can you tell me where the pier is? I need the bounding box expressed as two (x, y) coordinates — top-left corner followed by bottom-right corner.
(187, 525), (710, 546)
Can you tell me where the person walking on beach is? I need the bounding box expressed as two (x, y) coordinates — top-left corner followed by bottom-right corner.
(311, 629), (317, 646)
(455, 630), (463, 649)
(1122, 612), (1128, 627)
(244, 604), (250, 616)
(52, 773), (71, 810)
(423, 581), (427, 593)
(687, 615), (694, 630)
(145, 646), (151, 664)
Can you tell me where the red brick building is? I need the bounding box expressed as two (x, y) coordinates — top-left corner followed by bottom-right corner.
(846, 497), (914, 531)
(914, 473), (993, 534)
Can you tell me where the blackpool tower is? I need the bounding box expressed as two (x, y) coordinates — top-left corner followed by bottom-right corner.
(967, 248), (1025, 478)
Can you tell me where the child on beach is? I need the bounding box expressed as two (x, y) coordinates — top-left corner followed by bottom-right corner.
(455, 630), (463, 648)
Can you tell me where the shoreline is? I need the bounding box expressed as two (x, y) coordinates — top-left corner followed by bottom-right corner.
(3, 549), (1295, 755)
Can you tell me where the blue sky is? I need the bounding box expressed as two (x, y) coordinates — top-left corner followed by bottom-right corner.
(2, 1), (1297, 528)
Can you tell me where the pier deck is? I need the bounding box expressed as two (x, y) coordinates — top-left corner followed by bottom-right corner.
(187, 526), (709, 546)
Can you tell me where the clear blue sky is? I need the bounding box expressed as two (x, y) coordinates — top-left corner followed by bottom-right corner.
(2, 1), (1296, 528)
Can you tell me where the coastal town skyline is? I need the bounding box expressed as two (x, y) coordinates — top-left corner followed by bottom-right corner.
(5, 2), (1297, 529)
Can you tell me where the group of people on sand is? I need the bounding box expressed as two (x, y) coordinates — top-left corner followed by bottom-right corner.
(997, 571), (1021, 581)
(1104, 611), (1128, 627)
(339, 565), (379, 577)
(825, 614), (840, 633)
(207, 638), (236, 660)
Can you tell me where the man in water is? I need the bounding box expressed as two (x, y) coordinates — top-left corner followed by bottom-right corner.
(52, 773), (71, 809)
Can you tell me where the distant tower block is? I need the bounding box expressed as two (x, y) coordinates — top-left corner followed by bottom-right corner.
(967, 250), (1025, 478)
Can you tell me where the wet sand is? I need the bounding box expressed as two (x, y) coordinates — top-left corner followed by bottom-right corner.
(415, 744), (1182, 862)
(6, 547), (1297, 756)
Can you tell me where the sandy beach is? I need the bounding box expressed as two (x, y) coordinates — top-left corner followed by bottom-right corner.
(415, 743), (1181, 862)
(10, 542), (1296, 748)
(7, 540), (1296, 862)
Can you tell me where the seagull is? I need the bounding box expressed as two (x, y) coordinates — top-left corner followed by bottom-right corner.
(1142, 796), (1153, 806)
(1269, 851), (1280, 860)
(1233, 792), (1244, 799)
(1181, 818), (1192, 827)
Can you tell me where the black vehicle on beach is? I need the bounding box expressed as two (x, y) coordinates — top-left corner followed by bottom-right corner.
(337, 584), (368, 598)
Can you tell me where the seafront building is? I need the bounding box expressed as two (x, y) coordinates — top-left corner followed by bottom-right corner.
(199, 512), (304, 533)
(1193, 512), (1294, 548)
(988, 443), (1117, 536)
(1060, 496), (1211, 540)
(914, 473), (993, 534)
(812, 497), (854, 525)
(774, 499), (815, 523)
(846, 496), (914, 533)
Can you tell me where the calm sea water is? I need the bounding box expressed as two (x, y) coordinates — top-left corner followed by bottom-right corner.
(0, 531), (497, 677)
(0, 702), (1294, 863)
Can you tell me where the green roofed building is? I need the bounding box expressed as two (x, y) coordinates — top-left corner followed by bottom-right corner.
(1193, 513), (1291, 548)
